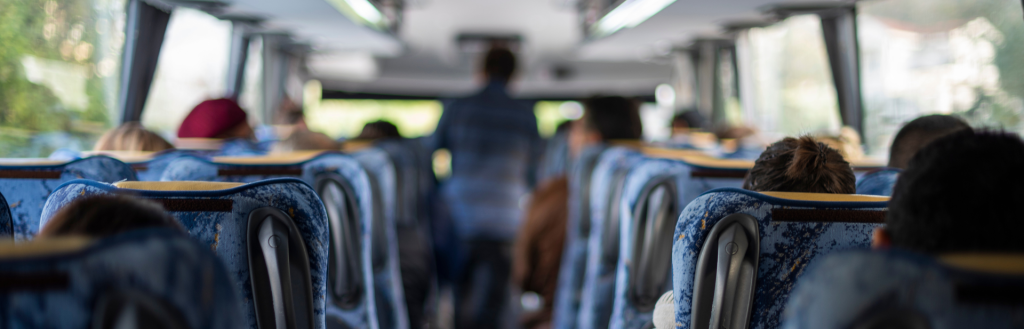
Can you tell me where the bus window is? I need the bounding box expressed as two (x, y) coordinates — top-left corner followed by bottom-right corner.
(141, 8), (234, 138)
(305, 98), (443, 139)
(0, 0), (126, 157)
(742, 14), (842, 140)
(534, 101), (581, 138)
(858, 0), (1024, 157)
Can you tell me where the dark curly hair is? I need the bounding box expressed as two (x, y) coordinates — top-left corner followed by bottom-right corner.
(887, 129), (1024, 253)
(743, 136), (855, 194)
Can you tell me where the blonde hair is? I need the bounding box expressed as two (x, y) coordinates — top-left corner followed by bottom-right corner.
(94, 122), (174, 152)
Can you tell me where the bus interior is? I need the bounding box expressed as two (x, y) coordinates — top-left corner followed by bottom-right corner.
(1, 0), (1023, 328)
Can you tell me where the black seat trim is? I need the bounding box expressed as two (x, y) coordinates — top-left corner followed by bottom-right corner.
(315, 173), (366, 310)
(247, 207), (315, 329)
(627, 175), (679, 313)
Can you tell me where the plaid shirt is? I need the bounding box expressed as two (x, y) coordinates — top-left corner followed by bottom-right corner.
(432, 81), (542, 241)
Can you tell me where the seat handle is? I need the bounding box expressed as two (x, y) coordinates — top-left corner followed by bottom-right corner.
(709, 223), (749, 329)
(259, 216), (297, 329)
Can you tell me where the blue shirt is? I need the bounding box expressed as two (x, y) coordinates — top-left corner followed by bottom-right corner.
(432, 80), (542, 241)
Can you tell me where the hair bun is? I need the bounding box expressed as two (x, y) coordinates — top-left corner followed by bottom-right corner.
(786, 136), (828, 179)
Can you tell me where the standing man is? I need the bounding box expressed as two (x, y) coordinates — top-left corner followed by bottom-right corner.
(432, 46), (542, 328)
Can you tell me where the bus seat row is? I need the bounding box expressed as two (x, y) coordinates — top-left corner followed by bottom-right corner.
(553, 144), (905, 329)
(1, 141), (430, 329)
(0, 156), (137, 240)
(0, 228), (242, 329)
(41, 179), (328, 329)
(672, 189), (887, 329)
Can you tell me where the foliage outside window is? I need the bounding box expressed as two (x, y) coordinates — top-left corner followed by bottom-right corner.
(0, 0), (126, 157)
(743, 15), (843, 140)
(858, 0), (1024, 156)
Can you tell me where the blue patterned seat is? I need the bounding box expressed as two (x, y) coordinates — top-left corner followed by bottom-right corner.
(672, 189), (889, 329)
(40, 179), (328, 329)
(0, 228), (242, 328)
(598, 150), (748, 329)
(158, 151), (409, 329)
(0, 191), (11, 238)
(572, 147), (644, 329)
(855, 168), (901, 196)
(0, 156), (137, 240)
(782, 250), (1024, 329)
(551, 144), (607, 329)
(538, 130), (570, 183)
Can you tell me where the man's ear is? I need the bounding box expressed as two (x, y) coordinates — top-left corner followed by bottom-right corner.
(872, 227), (891, 249)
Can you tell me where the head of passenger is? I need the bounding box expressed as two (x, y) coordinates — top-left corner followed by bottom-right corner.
(875, 130), (1024, 253)
(271, 129), (341, 153)
(177, 98), (254, 140)
(742, 136), (855, 194)
(356, 120), (401, 140)
(888, 115), (971, 169)
(93, 122), (174, 152)
(481, 46), (516, 85)
(568, 96), (643, 157)
(37, 194), (183, 238)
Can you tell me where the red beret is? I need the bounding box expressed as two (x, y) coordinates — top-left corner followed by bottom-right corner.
(177, 98), (248, 138)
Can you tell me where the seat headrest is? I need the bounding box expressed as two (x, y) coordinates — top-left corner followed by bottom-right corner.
(173, 138), (224, 150)
(759, 191), (890, 202)
(0, 236), (93, 259)
(940, 254), (1024, 275)
(0, 158), (68, 166)
(641, 147), (754, 170)
(213, 150), (334, 165)
(82, 151), (157, 163)
(342, 140), (373, 152)
(114, 181), (244, 191)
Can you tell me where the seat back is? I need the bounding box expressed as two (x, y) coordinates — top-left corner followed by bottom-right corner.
(0, 191), (11, 238)
(606, 154), (748, 329)
(672, 189), (889, 329)
(550, 144), (606, 329)
(0, 228), (242, 329)
(568, 147), (643, 329)
(159, 151), (409, 329)
(783, 250), (1024, 329)
(538, 130), (571, 183)
(0, 156), (136, 240)
(855, 168), (901, 196)
(40, 179), (329, 329)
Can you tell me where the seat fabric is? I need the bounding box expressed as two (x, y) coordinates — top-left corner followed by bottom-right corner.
(0, 228), (242, 329)
(672, 188), (888, 329)
(0, 191), (11, 238)
(572, 147), (643, 329)
(39, 178), (329, 329)
(551, 144), (606, 329)
(855, 168), (901, 196)
(0, 156), (136, 240)
(782, 249), (1024, 329)
(607, 157), (748, 329)
(158, 151), (408, 329)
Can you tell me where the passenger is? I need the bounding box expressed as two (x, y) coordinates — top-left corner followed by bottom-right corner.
(177, 98), (255, 140)
(37, 194), (183, 238)
(513, 96), (642, 329)
(873, 129), (1024, 253)
(93, 122), (174, 152)
(357, 120), (402, 140)
(431, 45), (542, 329)
(887, 115), (971, 170)
(742, 136), (856, 194)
